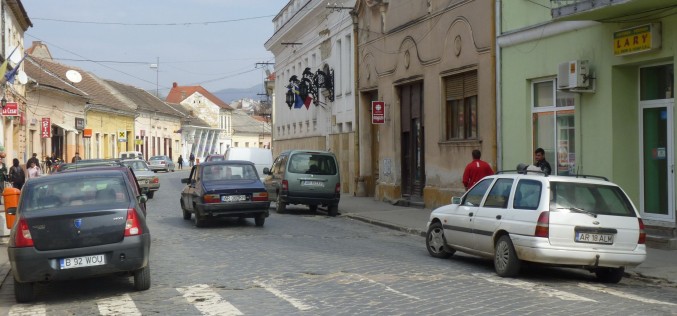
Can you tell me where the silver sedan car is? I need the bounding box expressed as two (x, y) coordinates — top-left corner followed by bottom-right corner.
(148, 155), (176, 173)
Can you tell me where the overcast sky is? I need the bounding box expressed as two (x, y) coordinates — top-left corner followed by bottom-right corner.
(22, 0), (289, 96)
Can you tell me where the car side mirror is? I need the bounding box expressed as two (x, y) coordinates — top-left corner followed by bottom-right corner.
(263, 167), (270, 175)
(181, 178), (189, 184)
(451, 197), (461, 205)
(6, 207), (17, 215)
(138, 195), (148, 204)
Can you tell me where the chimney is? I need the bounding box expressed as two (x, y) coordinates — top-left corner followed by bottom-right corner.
(173, 82), (178, 88)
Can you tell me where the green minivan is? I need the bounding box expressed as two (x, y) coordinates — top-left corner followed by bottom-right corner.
(262, 150), (340, 216)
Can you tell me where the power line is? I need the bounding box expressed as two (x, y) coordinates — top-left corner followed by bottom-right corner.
(30, 14), (277, 26)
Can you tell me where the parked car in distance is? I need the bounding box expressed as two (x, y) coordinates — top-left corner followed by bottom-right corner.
(425, 171), (646, 283)
(262, 150), (340, 216)
(6, 170), (151, 303)
(204, 154), (225, 162)
(57, 159), (121, 172)
(148, 155), (175, 173)
(225, 147), (273, 181)
(120, 151), (144, 160)
(180, 160), (270, 227)
(121, 159), (160, 199)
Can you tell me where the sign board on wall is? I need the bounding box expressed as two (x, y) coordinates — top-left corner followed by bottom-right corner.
(372, 101), (385, 124)
(118, 130), (127, 142)
(41, 118), (51, 138)
(613, 23), (661, 56)
(82, 129), (92, 138)
(75, 118), (85, 130)
(1, 102), (18, 116)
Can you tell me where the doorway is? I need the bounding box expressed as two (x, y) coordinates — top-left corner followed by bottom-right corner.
(639, 64), (674, 221)
(400, 81), (425, 200)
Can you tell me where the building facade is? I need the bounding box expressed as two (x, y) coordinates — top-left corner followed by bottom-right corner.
(355, 0), (496, 207)
(499, 0), (677, 248)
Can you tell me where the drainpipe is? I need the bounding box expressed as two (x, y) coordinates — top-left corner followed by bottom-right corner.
(495, 0), (502, 171)
(351, 9), (363, 196)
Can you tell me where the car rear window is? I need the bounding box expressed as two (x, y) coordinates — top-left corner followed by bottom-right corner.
(549, 182), (636, 217)
(150, 156), (163, 160)
(207, 156), (225, 161)
(201, 164), (259, 181)
(22, 176), (130, 213)
(287, 153), (337, 175)
(123, 161), (150, 171)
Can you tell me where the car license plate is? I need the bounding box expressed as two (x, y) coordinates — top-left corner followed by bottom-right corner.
(221, 195), (246, 202)
(575, 232), (614, 244)
(59, 254), (106, 269)
(302, 180), (324, 187)
(139, 179), (148, 184)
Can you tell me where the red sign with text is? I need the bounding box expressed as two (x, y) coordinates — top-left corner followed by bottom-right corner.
(41, 118), (51, 138)
(1, 102), (18, 116)
(372, 101), (385, 124)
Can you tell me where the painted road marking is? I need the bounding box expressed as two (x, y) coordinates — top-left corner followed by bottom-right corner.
(578, 283), (677, 306)
(472, 273), (597, 302)
(97, 293), (141, 316)
(9, 304), (46, 316)
(177, 284), (243, 316)
(350, 273), (421, 300)
(254, 280), (314, 311)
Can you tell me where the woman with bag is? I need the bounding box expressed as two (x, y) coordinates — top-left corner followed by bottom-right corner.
(9, 158), (25, 190)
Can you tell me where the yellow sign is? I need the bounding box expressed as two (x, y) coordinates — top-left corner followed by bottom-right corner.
(135, 139), (143, 145)
(613, 23), (661, 56)
(118, 130), (127, 142)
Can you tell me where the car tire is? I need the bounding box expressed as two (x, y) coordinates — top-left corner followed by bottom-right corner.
(327, 204), (339, 217)
(147, 191), (155, 199)
(183, 208), (191, 220)
(193, 209), (206, 227)
(426, 222), (454, 259)
(133, 266), (151, 291)
(309, 204), (318, 212)
(276, 195), (286, 214)
(255, 214), (265, 227)
(13, 278), (34, 303)
(153, 170), (157, 173)
(494, 235), (521, 277)
(595, 267), (624, 283)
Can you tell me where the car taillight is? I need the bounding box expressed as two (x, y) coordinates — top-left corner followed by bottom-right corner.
(152, 177), (159, 184)
(15, 217), (34, 247)
(252, 192), (268, 201)
(638, 218), (646, 244)
(534, 211), (549, 238)
(281, 180), (288, 191)
(124, 208), (142, 236)
(161, 161), (166, 164)
(335, 183), (341, 194)
(203, 194), (221, 203)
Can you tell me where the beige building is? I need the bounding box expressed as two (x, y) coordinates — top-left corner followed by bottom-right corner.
(355, 0), (496, 208)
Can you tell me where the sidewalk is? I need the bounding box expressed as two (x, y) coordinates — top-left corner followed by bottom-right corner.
(338, 195), (677, 283)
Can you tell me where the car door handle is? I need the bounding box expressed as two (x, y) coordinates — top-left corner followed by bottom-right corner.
(496, 215), (502, 220)
(468, 212), (474, 217)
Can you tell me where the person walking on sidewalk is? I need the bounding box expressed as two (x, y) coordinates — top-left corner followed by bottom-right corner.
(71, 152), (82, 163)
(27, 161), (42, 179)
(9, 158), (25, 190)
(462, 149), (494, 191)
(534, 147), (552, 175)
(189, 153), (195, 167)
(27, 153), (39, 170)
(177, 155), (184, 169)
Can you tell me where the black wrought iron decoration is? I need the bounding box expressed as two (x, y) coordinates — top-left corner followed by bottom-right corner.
(284, 66), (335, 109)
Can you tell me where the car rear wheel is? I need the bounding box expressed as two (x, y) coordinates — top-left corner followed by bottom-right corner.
(309, 204), (318, 212)
(193, 206), (206, 227)
(13, 278), (34, 303)
(133, 266), (151, 291)
(147, 191), (155, 199)
(183, 208), (191, 220)
(494, 235), (521, 277)
(255, 214), (265, 227)
(328, 204), (338, 217)
(276, 195), (286, 214)
(595, 267), (624, 283)
(426, 222), (454, 258)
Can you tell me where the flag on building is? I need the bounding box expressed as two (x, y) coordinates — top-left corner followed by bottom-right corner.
(0, 46), (19, 80)
(293, 83), (304, 109)
(4, 53), (27, 84)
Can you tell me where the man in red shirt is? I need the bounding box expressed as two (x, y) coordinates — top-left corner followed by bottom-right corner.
(462, 150), (494, 191)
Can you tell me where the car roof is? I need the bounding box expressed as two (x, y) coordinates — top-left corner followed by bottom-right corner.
(28, 169), (127, 183)
(281, 150), (335, 155)
(489, 172), (614, 186)
(198, 160), (254, 166)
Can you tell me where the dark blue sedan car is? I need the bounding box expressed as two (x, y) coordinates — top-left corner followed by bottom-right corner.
(180, 160), (270, 227)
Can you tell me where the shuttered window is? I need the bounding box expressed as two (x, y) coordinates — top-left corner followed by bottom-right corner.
(445, 70), (478, 140)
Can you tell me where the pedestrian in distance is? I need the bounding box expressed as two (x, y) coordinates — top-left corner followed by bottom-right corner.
(462, 149), (494, 191)
(189, 152), (195, 167)
(71, 152), (82, 163)
(177, 155), (184, 169)
(9, 158), (25, 190)
(27, 161), (42, 179)
(534, 147), (552, 175)
(0, 157), (8, 190)
(27, 153), (39, 169)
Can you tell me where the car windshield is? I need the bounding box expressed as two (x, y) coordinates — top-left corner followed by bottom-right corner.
(150, 156), (164, 161)
(201, 164), (259, 181)
(22, 176), (130, 213)
(549, 182), (636, 217)
(122, 161), (150, 171)
(287, 153), (337, 175)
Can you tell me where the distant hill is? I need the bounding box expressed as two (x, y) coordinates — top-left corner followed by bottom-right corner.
(213, 83), (267, 104)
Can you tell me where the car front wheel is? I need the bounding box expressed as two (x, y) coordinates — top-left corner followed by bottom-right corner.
(13, 278), (34, 303)
(595, 267), (624, 283)
(494, 235), (521, 277)
(134, 266), (151, 291)
(426, 222), (453, 258)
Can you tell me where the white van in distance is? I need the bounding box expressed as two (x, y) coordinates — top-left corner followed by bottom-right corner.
(224, 147), (273, 181)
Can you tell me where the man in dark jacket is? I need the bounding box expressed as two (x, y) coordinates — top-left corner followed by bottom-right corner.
(534, 147), (552, 175)
(27, 153), (40, 169)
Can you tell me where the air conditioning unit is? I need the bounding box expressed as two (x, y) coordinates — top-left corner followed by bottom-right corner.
(557, 60), (590, 90)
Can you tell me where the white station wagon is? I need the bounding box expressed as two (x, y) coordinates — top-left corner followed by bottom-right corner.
(426, 171), (646, 283)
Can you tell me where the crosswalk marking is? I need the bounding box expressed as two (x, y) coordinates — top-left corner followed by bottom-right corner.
(254, 280), (314, 311)
(8, 304), (46, 316)
(176, 283), (243, 316)
(578, 283), (677, 306)
(97, 293), (141, 316)
(472, 273), (597, 302)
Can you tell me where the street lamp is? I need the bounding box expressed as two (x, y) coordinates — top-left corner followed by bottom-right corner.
(1, 96), (6, 109)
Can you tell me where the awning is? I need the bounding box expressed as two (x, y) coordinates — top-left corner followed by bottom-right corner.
(52, 122), (79, 134)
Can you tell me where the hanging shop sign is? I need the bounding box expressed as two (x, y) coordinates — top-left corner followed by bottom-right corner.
(613, 23), (661, 56)
(1, 102), (18, 116)
(41, 118), (51, 138)
(372, 101), (385, 124)
(82, 128), (92, 138)
(118, 130), (127, 142)
(75, 118), (85, 130)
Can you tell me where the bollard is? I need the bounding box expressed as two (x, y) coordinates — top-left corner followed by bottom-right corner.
(4, 187), (20, 229)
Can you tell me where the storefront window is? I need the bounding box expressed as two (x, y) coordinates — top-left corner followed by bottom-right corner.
(640, 64), (673, 101)
(532, 80), (576, 175)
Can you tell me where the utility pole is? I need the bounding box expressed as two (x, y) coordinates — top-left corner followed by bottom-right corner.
(150, 57), (159, 97)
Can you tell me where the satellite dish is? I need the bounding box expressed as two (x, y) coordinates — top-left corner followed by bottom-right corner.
(66, 70), (82, 83)
(16, 70), (28, 85)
